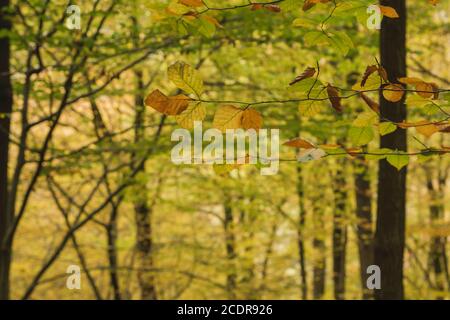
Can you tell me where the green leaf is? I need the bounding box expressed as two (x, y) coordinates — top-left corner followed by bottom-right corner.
(168, 61), (204, 97)
(348, 126), (374, 146)
(386, 151), (409, 170)
(365, 148), (392, 160)
(379, 122), (397, 136)
(352, 112), (378, 127)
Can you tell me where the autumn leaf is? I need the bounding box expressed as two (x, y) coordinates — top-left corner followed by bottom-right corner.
(179, 0), (204, 7)
(377, 66), (389, 82)
(345, 147), (363, 157)
(241, 108), (263, 130)
(175, 102), (206, 129)
(213, 105), (244, 132)
(415, 121), (439, 138)
(297, 148), (326, 162)
(360, 93), (380, 114)
(398, 77), (423, 85)
(326, 84), (342, 113)
(168, 61), (204, 97)
(415, 82), (434, 99)
(289, 67), (316, 86)
(302, 0), (317, 11)
(203, 15), (223, 28)
(379, 5), (399, 18)
(264, 4), (281, 12)
(361, 65), (378, 87)
(439, 125), (450, 133)
(383, 84), (404, 102)
(428, 0), (439, 5)
(379, 122), (397, 136)
(283, 138), (315, 149)
(251, 4), (263, 10)
(145, 89), (190, 115)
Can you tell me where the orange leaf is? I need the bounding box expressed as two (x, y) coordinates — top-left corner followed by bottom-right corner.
(242, 108), (263, 130)
(179, 0), (204, 7)
(415, 82), (434, 99)
(283, 138), (315, 149)
(251, 4), (263, 10)
(145, 89), (190, 115)
(379, 5), (399, 18)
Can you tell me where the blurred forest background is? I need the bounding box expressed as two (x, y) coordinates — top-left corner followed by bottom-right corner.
(0, 0), (449, 300)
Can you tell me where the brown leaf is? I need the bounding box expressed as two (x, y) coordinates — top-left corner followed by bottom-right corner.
(360, 92), (380, 114)
(242, 108), (263, 130)
(203, 15), (223, 28)
(326, 84), (342, 113)
(361, 65), (378, 87)
(302, 0), (317, 11)
(416, 82), (434, 99)
(283, 138), (315, 149)
(145, 89), (190, 115)
(377, 66), (389, 83)
(251, 4), (263, 10)
(289, 67), (316, 86)
(415, 121), (439, 138)
(264, 4), (281, 12)
(383, 84), (404, 102)
(430, 82), (440, 100)
(179, 0), (204, 7)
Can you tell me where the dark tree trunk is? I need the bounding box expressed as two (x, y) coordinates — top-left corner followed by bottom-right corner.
(374, 0), (407, 300)
(354, 156), (374, 299)
(107, 202), (121, 300)
(312, 186), (326, 299)
(133, 69), (158, 300)
(0, 0), (13, 301)
(332, 160), (347, 300)
(296, 164), (308, 300)
(224, 196), (237, 299)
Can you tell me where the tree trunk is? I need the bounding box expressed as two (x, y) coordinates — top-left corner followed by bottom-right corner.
(332, 160), (347, 300)
(0, 0), (13, 300)
(425, 164), (448, 298)
(224, 195), (237, 299)
(296, 164), (308, 300)
(374, 0), (407, 300)
(354, 156), (374, 299)
(107, 201), (121, 300)
(312, 184), (326, 299)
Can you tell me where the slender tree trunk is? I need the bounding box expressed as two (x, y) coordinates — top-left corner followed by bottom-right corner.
(107, 201), (122, 300)
(296, 164), (308, 300)
(354, 156), (374, 299)
(332, 160), (347, 300)
(374, 0), (407, 300)
(312, 184), (326, 299)
(425, 164), (448, 298)
(224, 195), (237, 299)
(0, 0), (13, 300)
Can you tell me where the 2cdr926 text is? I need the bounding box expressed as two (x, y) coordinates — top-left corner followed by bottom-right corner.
(221, 305), (273, 316)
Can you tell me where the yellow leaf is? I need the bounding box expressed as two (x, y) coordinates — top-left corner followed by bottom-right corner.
(168, 61), (204, 97)
(383, 84), (404, 102)
(179, 0), (204, 7)
(283, 138), (315, 149)
(379, 5), (399, 18)
(145, 89), (190, 115)
(415, 121), (439, 138)
(213, 105), (244, 132)
(175, 102), (206, 129)
(241, 108), (263, 130)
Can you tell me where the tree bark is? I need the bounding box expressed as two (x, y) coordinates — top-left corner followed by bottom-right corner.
(223, 194), (237, 299)
(296, 164), (308, 300)
(425, 163), (449, 298)
(332, 160), (347, 300)
(354, 156), (374, 299)
(312, 184), (326, 300)
(374, 0), (407, 300)
(0, 0), (13, 300)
